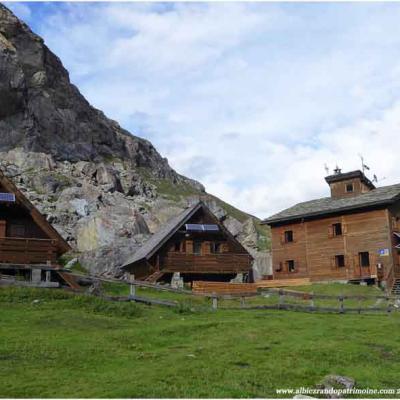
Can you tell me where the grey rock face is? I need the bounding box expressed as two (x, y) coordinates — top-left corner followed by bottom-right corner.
(79, 237), (146, 278)
(0, 5), (270, 278)
(0, 3), (204, 191)
(223, 216), (243, 237)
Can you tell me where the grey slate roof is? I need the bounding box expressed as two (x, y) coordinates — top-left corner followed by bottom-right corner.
(121, 202), (203, 268)
(263, 183), (400, 225)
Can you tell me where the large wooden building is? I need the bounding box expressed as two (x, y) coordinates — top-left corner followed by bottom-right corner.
(0, 169), (76, 288)
(262, 170), (400, 292)
(122, 202), (253, 283)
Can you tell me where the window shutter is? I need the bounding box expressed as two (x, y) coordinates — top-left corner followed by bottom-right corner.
(342, 223), (348, 234)
(186, 240), (193, 254)
(331, 256), (336, 269)
(328, 225), (334, 238)
(280, 232), (285, 245)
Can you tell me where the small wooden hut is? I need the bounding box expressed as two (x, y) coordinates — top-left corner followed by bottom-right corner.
(122, 202), (253, 283)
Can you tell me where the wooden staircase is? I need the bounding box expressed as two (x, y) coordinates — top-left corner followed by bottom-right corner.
(386, 265), (400, 296)
(392, 279), (400, 296)
(145, 271), (164, 283)
(57, 271), (81, 290)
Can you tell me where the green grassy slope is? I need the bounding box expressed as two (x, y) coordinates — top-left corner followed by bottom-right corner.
(1, 286), (400, 398)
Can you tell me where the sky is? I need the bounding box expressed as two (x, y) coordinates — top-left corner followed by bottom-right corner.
(6, 2), (400, 218)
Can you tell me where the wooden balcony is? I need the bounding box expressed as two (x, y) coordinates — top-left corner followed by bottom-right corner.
(162, 253), (252, 273)
(0, 237), (58, 265)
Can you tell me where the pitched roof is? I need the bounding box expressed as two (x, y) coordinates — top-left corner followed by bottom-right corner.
(122, 203), (203, 268)
(0, 169), (71, 254)
(263, 183), (400, 225)
(122, 201), (251, 269)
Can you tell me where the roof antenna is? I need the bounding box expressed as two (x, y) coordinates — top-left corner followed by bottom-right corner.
(358, 154), (370, 174)
(373, 174), (386, 184)
(324, 164), (330, 176)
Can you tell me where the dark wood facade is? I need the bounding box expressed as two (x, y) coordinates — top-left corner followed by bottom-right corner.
(122, 202), (253, 283)
(263, 170), (400, 289)
(0, 170), (70, 268)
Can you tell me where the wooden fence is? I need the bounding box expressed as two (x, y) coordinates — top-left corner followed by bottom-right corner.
(85, 275), (400, 315)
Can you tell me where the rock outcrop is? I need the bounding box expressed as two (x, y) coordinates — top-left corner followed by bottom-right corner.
(0, 4), (270, 277)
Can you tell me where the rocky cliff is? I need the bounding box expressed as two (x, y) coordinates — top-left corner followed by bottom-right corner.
(0, 4), (271, 278)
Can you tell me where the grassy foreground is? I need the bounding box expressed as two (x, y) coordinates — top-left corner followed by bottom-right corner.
(1, 286), (400, 398)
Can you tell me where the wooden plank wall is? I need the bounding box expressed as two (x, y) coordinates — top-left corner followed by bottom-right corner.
(192, 281), (257, 295)
(271, 209), (393, 282)
(329, 178), (372, 198)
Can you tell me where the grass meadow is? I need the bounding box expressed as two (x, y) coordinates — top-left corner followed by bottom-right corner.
(1, 285), (400, 398)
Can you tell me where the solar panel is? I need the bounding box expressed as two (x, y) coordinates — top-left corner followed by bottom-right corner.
(203, 224), (219, 231)
(185, 223), (219, 232)
(185, 224), (204, 231)
(0, 192), (15, 202)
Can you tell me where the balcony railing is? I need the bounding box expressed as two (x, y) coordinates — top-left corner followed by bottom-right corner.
(162, 253), (252, 273)
(0, 237), (58, 265)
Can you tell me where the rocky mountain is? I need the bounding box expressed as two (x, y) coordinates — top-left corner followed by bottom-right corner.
(0, 4), (271, 278)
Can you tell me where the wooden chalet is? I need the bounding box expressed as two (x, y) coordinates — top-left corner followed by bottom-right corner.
(0, 169), (77, 288)
(122, 202), (253, 283)
(262, 169), (400, 293)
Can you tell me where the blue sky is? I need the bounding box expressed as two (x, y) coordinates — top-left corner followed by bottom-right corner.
(7, 2), (400, 218)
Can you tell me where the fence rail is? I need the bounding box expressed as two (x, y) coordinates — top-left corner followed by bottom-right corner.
(52, 273), (400, 314)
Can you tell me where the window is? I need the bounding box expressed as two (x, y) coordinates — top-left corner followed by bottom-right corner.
(286, 260), (296, 273)
(333, 223), (342, 236)
(193, 241), (202, 256)
(335, 255), (345, 268)
(346, 183), (354, 193)
(174, 242), (181, 252)
(359, 252), (370, 267)
(284, 230), (294, 243)
(9, 224), (25, 238)
(210, 242), (221, 254)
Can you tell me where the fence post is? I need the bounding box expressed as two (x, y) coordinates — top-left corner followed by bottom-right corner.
(387, 297), (392, 314)
(339, 295), (344, 314)
(129, 274), (136, 298)
(310, 292), (315, 309)
(240, 296), (245, 308)
(212, 293), (218, 311)
(279, 289), (285, 309)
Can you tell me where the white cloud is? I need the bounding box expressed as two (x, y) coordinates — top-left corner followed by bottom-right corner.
(25, 2), (400, 218)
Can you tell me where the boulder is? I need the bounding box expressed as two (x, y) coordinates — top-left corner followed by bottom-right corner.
(79, 237), (147, 277)
(76, 206), (150, 252)
(223, 216), (243, 237)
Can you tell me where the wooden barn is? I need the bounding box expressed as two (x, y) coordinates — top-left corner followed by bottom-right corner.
(262, 169), (400, 293)
(122, 202), (253, 284)
(0, 169), (77, 288)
